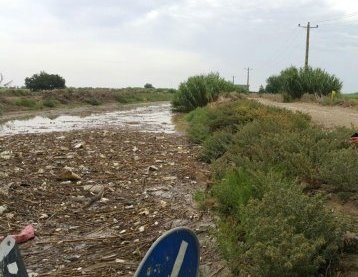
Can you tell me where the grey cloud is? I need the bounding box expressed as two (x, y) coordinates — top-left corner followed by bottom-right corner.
(0, 0), (357, 91)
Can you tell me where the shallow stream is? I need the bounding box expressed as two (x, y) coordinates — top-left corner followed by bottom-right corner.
(0, 103), (175, 136)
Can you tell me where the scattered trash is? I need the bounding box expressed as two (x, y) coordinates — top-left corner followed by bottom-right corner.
(351, 133), (358, 147)
(58, 167), (82, 181)
(83, 184), (105, 194)
(139, 208), (150, 216)
(73, 142), (84, 149)
(0, 150), (12, 160)
(0, 205), (7, 215)
(39, 213), (49, 219)
(162, 176), (177, 181)
(0, 224), (35, 244)
(160, 200), (168, 208)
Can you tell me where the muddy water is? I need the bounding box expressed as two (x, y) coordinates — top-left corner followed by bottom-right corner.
(0, 103), (175, 136)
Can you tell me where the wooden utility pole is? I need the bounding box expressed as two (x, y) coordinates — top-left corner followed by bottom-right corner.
(298, 22), (318, 67)
(244, 67), (252, 91)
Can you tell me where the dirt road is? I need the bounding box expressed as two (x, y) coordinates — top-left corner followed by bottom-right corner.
(252, 98), (358, 129)
(0, 128), (225, 276)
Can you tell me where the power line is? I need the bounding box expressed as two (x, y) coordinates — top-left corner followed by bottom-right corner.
(316, 11), (358, 24)
(261, 26), (301, 70)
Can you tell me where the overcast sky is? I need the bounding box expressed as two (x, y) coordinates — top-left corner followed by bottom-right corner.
(0, 0), (357, 92)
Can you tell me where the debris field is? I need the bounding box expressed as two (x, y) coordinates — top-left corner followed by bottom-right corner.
(0, 128), (225, 276)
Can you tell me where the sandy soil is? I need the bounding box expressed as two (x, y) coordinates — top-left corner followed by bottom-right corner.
(0, 129), (227, 276)
(251, 97), (358, 129)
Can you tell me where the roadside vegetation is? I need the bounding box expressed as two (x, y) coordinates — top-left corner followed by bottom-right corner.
(171, 72), (357, 276)
(0, 87), (174, 115)
(186, 100), (356, 275)
(263, 66), (342, 101)
(171, 73), (245, 112)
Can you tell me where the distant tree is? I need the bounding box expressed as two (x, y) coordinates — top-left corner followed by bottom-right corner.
(144, 83), (154, 89)
(258, 85), (265, 93)
(25, 71), (65, 91)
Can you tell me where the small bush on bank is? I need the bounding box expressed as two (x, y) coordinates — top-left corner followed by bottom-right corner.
(213, 169), (264, 215)
(199, 131), (234, 162)
(318, 148), (358, 192)
(235, 183), (343, 276)
(171, 73), (236, 112)
(42, 98), (57, 108)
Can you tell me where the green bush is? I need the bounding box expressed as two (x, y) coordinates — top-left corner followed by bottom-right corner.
(234, 183), (343, 276)
(85, 97), (102, 106)
(42, 98), (57, 108)
(213, 169), (264, 215)
(265, 66), (342, 99)
(199, 131), (234, 162)
(171, 73), (236, 112)
(216, 180), (344, 276)
(318, 148), (358, 192)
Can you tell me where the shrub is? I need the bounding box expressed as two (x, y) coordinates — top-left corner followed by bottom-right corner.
(213, 169), (264, 215)
(234, 183), (343, 276)
(318, 148), (358, 192)
(265, 75), (284, 94)
(171, 73), (236, 112)
(265, 66), (342, 99)
(85, 97), (102, 106)
(25, 71), (66, 91)
(199, 131), (234, 162)
(258, 85), (265, 93)
(42, 98), (57, 108)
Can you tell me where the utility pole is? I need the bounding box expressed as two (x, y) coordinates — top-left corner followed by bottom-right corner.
(244, 67), (252, 92)
(298, 22), (318, 68)
(232, 75), (235, 84)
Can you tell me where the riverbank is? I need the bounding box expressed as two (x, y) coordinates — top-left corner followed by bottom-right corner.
(0, 87), (174, 116)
